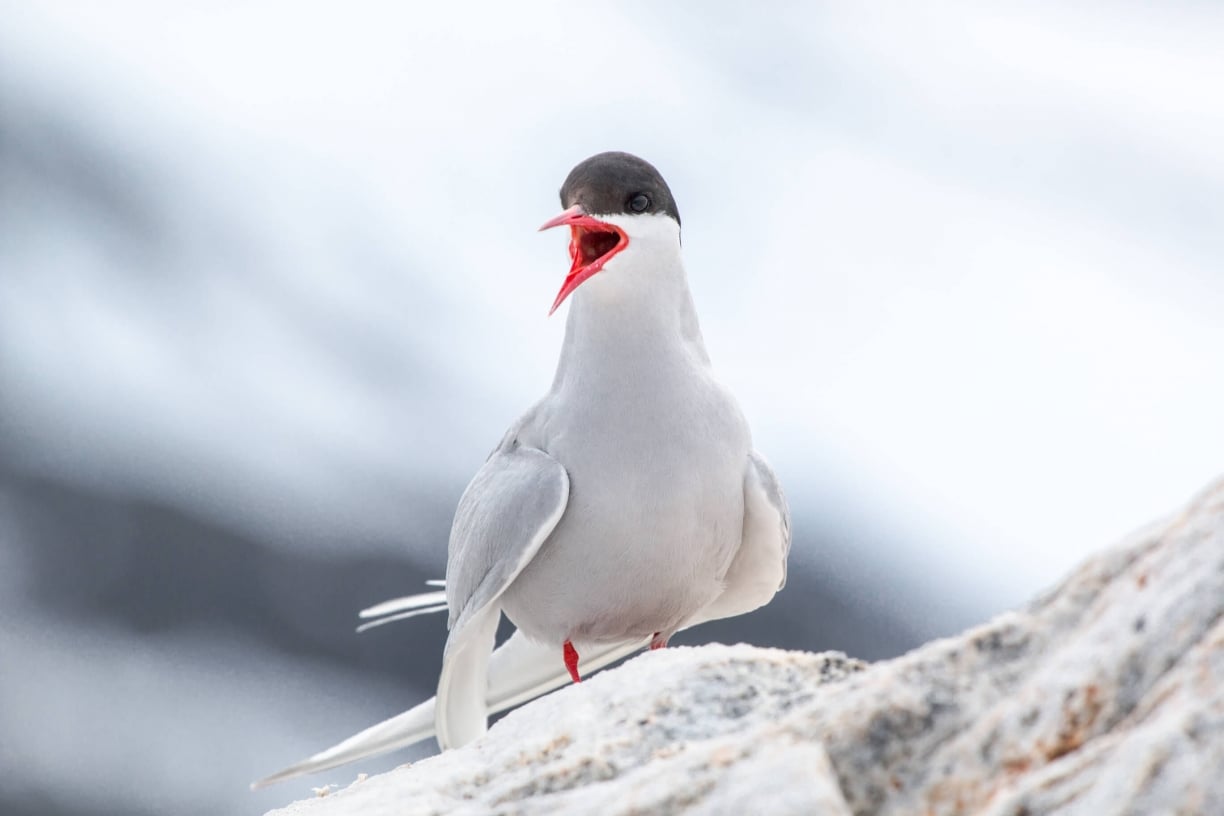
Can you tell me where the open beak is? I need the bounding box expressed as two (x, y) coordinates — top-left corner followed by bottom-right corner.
(538, 204), (628, 315)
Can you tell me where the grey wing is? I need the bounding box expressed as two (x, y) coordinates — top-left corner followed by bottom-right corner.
(692, 450), (790, 625)
(747, 450), (791, 589)
(444, 444), (569, 632)
(436, 444), (569, 749)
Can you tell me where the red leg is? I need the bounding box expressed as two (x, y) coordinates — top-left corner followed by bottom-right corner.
(650, 631), (669, 650)
(563, 639), (581, 683)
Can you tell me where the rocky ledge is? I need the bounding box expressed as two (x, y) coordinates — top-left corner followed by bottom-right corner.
(268, 477), (1224, 815)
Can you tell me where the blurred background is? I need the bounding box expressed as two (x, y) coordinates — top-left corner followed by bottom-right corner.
(1, 2), (1222, 813)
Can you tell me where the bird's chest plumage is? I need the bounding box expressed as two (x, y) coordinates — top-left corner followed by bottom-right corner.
(500, 367), (750, 646)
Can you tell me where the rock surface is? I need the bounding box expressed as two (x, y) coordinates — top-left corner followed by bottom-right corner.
(267, 477), (1224, 815)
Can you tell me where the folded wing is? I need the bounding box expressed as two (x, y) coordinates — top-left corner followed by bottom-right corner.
(435, 445), (569, 749)
(692, 451), (790, 625)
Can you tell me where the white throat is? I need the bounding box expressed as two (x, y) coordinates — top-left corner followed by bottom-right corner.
(551, 213), (710, 390)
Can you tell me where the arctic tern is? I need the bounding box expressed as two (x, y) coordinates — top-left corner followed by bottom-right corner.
(254, 151), (789, 787)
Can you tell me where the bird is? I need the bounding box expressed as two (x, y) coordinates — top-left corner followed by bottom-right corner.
(253, 151), (790, 788)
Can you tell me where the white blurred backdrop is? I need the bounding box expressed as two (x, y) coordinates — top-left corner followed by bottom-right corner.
(1, 2), (1221, 814)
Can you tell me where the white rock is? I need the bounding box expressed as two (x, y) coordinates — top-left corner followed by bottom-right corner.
(267, 477), (1224, 815)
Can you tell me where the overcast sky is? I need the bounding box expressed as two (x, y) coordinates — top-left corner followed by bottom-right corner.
(2, 1), (1222, 613)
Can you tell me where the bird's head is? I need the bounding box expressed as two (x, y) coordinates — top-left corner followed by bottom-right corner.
(539, 152), (681, 315)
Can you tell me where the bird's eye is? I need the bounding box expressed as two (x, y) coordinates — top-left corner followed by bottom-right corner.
(629, 193), (650, 213)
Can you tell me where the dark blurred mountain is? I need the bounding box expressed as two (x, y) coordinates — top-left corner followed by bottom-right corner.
(0, 458), (956, 816)
(0, 461), (934, 665)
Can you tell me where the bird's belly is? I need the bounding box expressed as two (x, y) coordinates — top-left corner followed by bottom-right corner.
(498, 446), (745, 647)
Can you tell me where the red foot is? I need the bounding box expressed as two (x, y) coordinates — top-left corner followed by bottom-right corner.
(563, 640), (581, 683)
(650, 632), (669, 650)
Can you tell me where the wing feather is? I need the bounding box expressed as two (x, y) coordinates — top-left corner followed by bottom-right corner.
(693, 451), (790, 624)
(444, 446), (568, 632)
(435, 445), (569, 748)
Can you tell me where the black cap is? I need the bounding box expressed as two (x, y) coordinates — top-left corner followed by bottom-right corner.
(559, 152), (681, 226)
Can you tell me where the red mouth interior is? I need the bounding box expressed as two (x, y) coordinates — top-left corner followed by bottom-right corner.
(575, 225), (626, 266)
(544, 211), (629, 315)
(574, 226), (623, 268)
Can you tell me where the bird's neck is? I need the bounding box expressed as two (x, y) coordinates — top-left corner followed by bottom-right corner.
(551, 238), (711, 392)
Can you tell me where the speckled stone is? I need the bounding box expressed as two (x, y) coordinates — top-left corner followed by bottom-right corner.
(267, 477), (1224, 816)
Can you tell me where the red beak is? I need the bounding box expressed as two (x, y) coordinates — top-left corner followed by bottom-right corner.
(538, 205), (628, 315)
